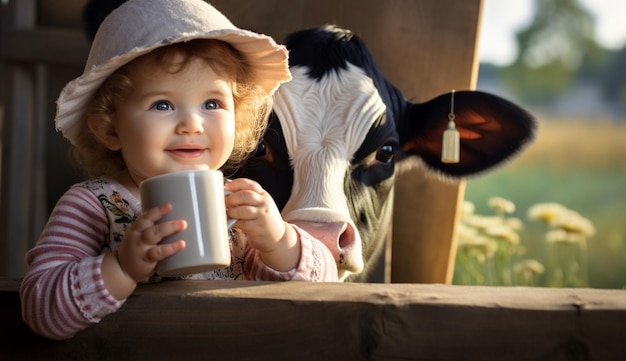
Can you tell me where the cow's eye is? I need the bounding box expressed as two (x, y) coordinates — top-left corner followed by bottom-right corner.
(376, 144), (395, 164)
(252, 141), (267, 157)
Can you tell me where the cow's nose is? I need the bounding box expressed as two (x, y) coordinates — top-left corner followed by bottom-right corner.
(283, 208), (364, 275)
(289, 220), (358, 267)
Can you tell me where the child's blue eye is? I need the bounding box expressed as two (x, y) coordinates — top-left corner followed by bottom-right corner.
(151, 100), (173, 111)
(203, 100), (219, 110)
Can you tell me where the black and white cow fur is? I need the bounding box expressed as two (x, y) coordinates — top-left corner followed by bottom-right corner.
(233, 25), (536, 282)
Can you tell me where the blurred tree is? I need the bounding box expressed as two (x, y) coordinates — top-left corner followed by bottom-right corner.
(603, 46), (626, 107)
(500, 0), (606, 105)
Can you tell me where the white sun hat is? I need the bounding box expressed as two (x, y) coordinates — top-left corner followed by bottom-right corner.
(55, 0), (291, 145)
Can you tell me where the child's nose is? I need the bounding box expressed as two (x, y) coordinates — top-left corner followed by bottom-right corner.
(176, 112), (204, 134)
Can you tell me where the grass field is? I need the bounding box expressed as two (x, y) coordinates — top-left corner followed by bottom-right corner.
(457, 116), (626, 289)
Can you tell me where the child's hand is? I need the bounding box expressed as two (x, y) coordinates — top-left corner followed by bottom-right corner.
(116, 203), (187, 282)
(225, 178), (299, 271)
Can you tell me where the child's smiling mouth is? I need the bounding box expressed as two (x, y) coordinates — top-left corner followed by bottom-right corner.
(167, 147), (206, 158)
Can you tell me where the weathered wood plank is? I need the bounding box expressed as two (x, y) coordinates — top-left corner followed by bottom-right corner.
(1, 28), (89, 65)
(2, 278), (625, 360)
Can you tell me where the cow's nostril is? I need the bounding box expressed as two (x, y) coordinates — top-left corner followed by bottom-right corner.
(339, 223), (356, 249)
(288, 220), (355, 255)
(359, 212), (368, 228)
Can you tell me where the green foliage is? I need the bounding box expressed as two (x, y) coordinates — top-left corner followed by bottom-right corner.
(497, 0), (620, 106)
(516, 0), (596, 70)
(501, 61), (572, 103)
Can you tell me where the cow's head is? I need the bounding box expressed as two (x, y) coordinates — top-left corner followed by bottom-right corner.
(232, 25), (536, 281)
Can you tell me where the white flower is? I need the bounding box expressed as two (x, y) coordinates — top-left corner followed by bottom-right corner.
(506, 217), (524, 232)
(488, 197), (516, 215)
(462, 201), (475, 216)
(462, 214), (503, 230)
(546, 229), (586, 244)
(528, 202), (568, 223)
(513, 259), (545, 281)
(551, 210), (596, 237)
(457, 236), (497, 263)
(485, 224), (520, 245)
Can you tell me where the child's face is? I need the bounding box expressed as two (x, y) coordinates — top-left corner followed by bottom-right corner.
(112, 55), (236, 185)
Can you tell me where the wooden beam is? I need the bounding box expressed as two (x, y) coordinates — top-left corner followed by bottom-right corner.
(1, 28), (89, 65)
(2, 278), (626, 360)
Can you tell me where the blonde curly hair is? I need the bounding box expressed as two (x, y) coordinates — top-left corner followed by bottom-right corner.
(71, 39), (272, 178)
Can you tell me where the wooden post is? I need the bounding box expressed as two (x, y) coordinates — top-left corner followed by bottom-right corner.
(0, 0), (88, 277)
(388, 1), (483, 284)
(0, 0), (45, 277)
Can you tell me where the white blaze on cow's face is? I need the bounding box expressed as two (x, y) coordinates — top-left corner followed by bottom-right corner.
(272, 65), (387, 280)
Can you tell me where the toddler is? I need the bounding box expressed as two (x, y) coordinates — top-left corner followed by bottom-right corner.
(20, 0), (338, 340)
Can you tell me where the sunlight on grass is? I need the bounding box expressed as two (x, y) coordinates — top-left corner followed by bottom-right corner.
(510, 116), (626, 170)
(458, 117), (626, 289)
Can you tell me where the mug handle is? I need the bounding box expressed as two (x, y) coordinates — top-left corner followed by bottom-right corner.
(224, 189), (236, 229)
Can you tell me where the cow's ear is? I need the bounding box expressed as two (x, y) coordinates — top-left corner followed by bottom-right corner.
(400, 90), (537, 177)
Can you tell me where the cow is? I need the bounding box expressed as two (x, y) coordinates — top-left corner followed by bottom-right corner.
(232, 25), (537, 282)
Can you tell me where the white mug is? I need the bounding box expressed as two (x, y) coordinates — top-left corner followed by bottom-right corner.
(139, 169), (234, 277)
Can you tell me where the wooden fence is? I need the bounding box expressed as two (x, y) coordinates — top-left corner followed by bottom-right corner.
(2, 278), (626, 360)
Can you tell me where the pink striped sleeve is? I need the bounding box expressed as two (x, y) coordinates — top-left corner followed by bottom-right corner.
(20, 186), (124, 340)
(243, 225), (339, 282)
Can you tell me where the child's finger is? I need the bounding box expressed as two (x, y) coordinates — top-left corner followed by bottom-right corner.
(140, 220), (187, 245)
(224, 177), (264, 193)
(146, 240), (186, 262)
(132, 203), (174, 230)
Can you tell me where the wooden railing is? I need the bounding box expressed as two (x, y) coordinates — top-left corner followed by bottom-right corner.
(2, 277), (625, 360)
